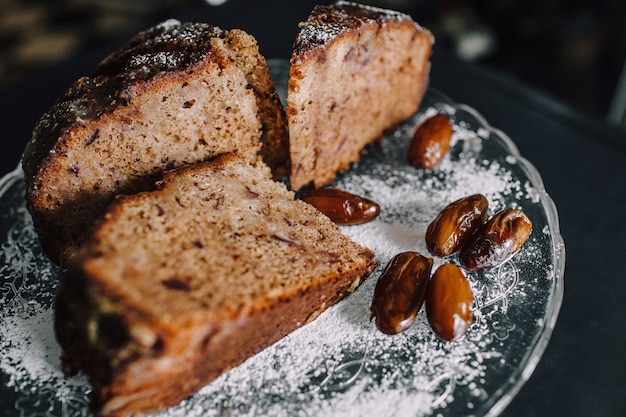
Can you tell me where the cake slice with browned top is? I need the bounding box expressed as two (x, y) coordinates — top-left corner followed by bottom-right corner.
(22, 19), (288, 264)
(55, 153), (376, 417)
(287, 1), (434, 190)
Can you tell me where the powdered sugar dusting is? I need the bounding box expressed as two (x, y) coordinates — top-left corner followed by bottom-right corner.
(1, 307), (59, 389)
(0, 190), (90, 416)
(128, 51), (188, 74)
(336, 1), (410, 21)
(0, 84), (563, 417)
(294, 1), (413, 57)
(155, 18), (182, 31)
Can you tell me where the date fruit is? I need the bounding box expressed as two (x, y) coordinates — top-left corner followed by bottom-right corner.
(370, 252), (433, 335)
(459, 209), (533, 272)
(301, 188), (380, 225)
(407, 113), (453, 169)
(425, 194), (489, 257)
(425, 263), (474, 342)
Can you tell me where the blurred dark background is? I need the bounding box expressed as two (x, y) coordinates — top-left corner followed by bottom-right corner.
(1, 0), (626, 127)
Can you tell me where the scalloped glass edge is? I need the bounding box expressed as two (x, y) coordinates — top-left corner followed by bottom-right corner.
(424, 88), (565, 416)
(0, 73), (565, 417)
(0, 166), (21, 197)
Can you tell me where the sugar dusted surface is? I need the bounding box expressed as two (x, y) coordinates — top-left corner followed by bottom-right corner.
(335, 1), (411, 20)
(0, 85), (563, 416)
(294, 1), (415, 55)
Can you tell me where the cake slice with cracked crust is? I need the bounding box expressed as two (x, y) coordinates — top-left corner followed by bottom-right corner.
(23, 20), (288, 264)
(55, 153), (376, 417)
(287, 1), (434, 190)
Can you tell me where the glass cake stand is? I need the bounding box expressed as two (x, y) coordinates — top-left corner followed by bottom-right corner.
(0, 60), (564, 417)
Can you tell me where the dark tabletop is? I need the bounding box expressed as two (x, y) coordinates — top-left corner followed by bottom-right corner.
(1, 1), (625, 416)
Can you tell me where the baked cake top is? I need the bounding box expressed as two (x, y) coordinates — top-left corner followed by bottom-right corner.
(292, 1), (428, 59)
(23, 20), (232, 182)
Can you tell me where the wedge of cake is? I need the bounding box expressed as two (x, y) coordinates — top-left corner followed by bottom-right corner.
(287, 1), (434, 190)
(55, 153), (376, 417)
(22, 20), (288, 264)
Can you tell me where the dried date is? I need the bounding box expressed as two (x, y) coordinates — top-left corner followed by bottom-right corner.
(459, 209), (533, 272)
(425, 263), (474, 342)
(301, 188), (380, 225)
(370, 252), (433, 335)
(425, 194), (489, 257)
(407, 113), (453, 169)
